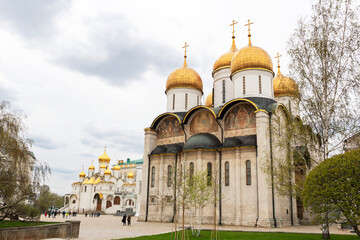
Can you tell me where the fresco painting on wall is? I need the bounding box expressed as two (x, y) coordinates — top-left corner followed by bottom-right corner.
(157, 117), (184, 139)
(225, 103), (256, 130)
(190, 111), (218, 135)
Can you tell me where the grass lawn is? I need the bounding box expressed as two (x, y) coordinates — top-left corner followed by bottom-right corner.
(0, 220), (57, 228)
(118, 230), (359, 240)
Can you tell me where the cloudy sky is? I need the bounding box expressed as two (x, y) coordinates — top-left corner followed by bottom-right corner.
(0, 0), (314, 194)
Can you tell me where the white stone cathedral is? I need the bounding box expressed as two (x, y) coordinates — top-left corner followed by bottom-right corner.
(64, 149), (143, 216)
(138, 20), (319, 227)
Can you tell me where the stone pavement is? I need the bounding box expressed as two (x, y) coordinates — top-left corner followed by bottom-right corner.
(40, 215), (355, 240)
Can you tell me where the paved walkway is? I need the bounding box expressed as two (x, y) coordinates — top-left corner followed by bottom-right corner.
(40, 215), (355, 240)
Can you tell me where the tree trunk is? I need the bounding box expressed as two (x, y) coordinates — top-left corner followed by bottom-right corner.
(182, 200), (185, 240)
(322, 223), (330, 239)
(351, 225), (360, 238)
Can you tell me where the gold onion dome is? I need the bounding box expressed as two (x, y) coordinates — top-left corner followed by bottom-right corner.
(127, 171), (134, 179)
(89, 161), (95, 170)
(230, 20), (273, 75)
(166, 43), (203, 93)
(104, 167), (112, 175)
(205, 92), (213, 107)
(213, 37), (238, 75)
(100, 163), (107, 169)
(79, 170), (86, 178)
(99, 147), (110, 163)
(112, 165), (121, 171)
(273, 67), (299, 97)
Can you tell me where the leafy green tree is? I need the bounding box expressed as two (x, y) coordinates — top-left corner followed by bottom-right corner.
(0, 101), (49, 221)
(303, 149), (360, 238)
(34, 185), (64, 213)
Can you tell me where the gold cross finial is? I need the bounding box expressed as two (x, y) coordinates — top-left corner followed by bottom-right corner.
(104, 145), (107, 152)
(244, 19), (254, 46)
(244, 19), (254, 37)
(229, 20), (238, 38)
(182, 42), (189, 67)
(275, 52), (282, 68)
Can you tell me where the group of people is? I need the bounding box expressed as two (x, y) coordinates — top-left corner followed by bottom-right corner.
(85, 212), (101, 217)
(122, 214), (132, 225)
(44, 210), (77, 218)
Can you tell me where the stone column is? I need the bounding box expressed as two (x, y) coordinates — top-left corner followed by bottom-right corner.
(255, 110), (274, 227)
(235, 148), (241, 225)
(138, 128), (157, 221)
(159, 155), (165, 221)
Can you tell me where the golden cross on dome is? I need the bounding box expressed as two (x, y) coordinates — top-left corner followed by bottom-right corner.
(229, 20), (238, 38)
(182, 42), (189, 58)
(104, 144), (107, 152)
(275, 52), (282, 68)
(182, 42), (189, 67)
(244, 19), (254, 37)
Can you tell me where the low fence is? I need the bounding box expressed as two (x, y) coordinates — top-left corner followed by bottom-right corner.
(0, 220), (80, 240)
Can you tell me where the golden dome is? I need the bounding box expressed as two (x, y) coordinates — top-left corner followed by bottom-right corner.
(231, 42), (273, 76)
(273, 67), (299, 97)
(104, 167), (112, 175)
(79, 170), (86, 178)
(213, 37), (238, 75)
(205, 92), (213, 107)
(99, 147), (110, 163)
(166, 57), (203, 93)
(100, 163), (107, 169)
(112, 165), (121, 171)
(127, 171), (134, 179)
(89, 161), (95, 170)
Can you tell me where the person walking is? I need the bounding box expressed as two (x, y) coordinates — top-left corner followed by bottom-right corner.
(127, 215), (131, 226)
(122, 214), (126, 226)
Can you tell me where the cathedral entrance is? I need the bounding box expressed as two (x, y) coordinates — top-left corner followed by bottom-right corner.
(94, 194), (102, 211)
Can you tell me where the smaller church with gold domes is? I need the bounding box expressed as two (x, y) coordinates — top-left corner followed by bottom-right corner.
(64, 148), (143, 216)
(138, 20), (318, 227)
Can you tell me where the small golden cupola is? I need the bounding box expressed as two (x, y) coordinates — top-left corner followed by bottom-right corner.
(273, 53), (299, 97)
(112, 165), (121, 171)
(79, 169), (86, 178)
(166, 44), (203, 93)
(100, 163), (107, 169)
(88, 160), (95, 170)
(213, 20), (238, 76)
(230, 20), (273, 76)
(104, 167), (112, 176)
(127, 171), (134, 179)
(99, 146), (110, 164)
(205, 92), (213, 107)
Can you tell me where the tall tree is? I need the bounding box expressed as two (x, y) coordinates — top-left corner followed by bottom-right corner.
(288, 0), (360, 159)
(0, 101), (49, 221)
(287, 1), (360, 237)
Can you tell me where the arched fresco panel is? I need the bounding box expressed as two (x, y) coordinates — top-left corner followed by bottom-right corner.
(157, 116), (184, 139)
(224, 103), (256, 130)
(190, 111), (218, 135)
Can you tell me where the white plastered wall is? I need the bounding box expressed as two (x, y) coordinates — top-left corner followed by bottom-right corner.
(166, 88), (202, 112)
(213, 68), (233, 107)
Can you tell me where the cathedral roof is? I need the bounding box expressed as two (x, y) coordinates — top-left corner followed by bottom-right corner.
(223, 135), (257, 148)
(99, 148), (110, 163)
(205, 92), (213, 107)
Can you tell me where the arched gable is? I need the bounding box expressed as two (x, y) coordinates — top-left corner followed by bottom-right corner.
(151, 113), (184, 140)
(150, 112), (182, 129)
(184, 107), (218, 135)
(223, 102), (257, 131)
(275, 103), (291, 121)
(218, 98), (259, 119)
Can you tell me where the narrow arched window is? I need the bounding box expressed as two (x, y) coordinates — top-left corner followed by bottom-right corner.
(151, 166), (155, 187)
(173, 94), (175, 110)
(189, 162), (194, 185)
(243, 76), (246, 94)
(222, 80), (226, 103)
(225, 161), (229, 186)
(246, 160), (251, 185)
(259, 76), (262, 94)
(185, 93), (188, 110)
(197, 96), (199, 105)
(207, 162), (212, 186)
(167, 165), (172, 187)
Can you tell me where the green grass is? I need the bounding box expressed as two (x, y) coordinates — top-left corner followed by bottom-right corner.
(0, 220), (57, 228)
(118, 230), (359, 240)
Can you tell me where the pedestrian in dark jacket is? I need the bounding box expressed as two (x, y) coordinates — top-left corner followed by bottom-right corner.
(122, 214), (126, 226)
(127, 215), (131, 226)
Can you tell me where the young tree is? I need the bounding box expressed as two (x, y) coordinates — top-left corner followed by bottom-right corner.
(0, 101), (49, 221)
(303, 149), (360, 238)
